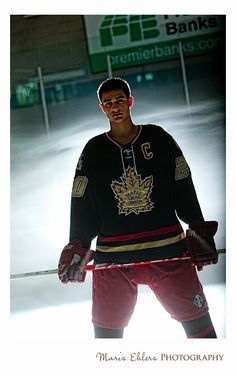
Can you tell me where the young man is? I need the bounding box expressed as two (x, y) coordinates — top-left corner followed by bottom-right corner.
(58, 77), (218, 338)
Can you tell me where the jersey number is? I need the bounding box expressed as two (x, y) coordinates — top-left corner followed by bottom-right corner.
(175, 156), (189, 180)
(72, 176), (88, 197)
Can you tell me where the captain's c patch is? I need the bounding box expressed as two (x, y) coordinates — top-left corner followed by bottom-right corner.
(72, 176), (88, 197)
(141, 142), (153, 160)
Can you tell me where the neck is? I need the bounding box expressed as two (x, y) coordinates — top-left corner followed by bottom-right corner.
(108, 121), (140, 145)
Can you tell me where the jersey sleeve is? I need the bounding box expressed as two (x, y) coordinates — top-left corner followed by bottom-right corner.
(69, 141), (100, 248)
(170, 136), (204, 224)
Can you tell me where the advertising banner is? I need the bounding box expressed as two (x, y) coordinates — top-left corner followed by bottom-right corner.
(84, 15), (225, 73)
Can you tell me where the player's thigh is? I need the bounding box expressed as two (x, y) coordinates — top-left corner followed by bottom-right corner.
(148, 260), (209, 322)
(92, 268), (138, 329)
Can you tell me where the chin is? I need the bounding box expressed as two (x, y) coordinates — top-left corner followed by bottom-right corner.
(111, 117), (124, 123)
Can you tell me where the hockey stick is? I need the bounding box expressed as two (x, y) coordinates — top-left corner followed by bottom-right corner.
(10, 248), (225, 280)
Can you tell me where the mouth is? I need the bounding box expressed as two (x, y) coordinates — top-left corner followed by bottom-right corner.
(112, 112), (123, 118)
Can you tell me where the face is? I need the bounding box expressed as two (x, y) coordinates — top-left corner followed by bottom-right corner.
(100, 89), (133, 123)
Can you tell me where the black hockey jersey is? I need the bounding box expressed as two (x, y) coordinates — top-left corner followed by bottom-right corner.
(69, 124), (204, 263)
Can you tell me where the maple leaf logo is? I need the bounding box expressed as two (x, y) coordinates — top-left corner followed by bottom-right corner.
(111, 166), (154, 215)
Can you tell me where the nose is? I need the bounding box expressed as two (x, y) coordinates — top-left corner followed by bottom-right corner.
(111, 101), (119, 111)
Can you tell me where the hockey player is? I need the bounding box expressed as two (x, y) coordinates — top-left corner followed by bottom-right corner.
(58, 77), (218, 338)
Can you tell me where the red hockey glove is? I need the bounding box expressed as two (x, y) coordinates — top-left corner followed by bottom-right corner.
(58, 240), (94, 284)
(186, 220), (218, 271)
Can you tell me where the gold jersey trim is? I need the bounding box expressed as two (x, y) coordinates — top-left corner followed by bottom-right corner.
(96, 232), (186, 252)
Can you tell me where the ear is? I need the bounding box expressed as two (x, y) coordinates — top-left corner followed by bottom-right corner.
(128, 96), (134, 108)
(99, 103), (106, 113)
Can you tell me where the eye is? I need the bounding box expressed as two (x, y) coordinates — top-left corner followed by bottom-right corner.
(104, 102), (112, 108)
(117, 98), (125, 104)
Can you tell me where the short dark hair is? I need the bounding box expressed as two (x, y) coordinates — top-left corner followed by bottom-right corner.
(97, 77), (131, 102)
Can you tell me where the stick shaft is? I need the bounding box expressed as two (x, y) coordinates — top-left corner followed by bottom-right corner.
(10, 248), (225, 280)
